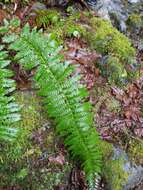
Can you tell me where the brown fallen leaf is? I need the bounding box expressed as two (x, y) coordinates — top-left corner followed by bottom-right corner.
(48, 154), (65, 166)
(134, 128), (143, 137)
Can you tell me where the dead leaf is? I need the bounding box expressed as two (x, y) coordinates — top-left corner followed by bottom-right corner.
(48, 154), (65, 166)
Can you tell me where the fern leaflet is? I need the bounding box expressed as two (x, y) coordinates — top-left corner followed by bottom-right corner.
(0, 46), (20, 141)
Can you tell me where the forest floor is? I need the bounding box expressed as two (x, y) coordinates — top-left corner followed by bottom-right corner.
(0, 0), (143, 190)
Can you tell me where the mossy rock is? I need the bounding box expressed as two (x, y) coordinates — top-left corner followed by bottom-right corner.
(84, 16), (138, 85)
(86, 17), (136, 61)
(97, 55), (129, 85)
(126, 13), (143, 31)
(101, 145), (129, 190)
(102, 142), (143, 190)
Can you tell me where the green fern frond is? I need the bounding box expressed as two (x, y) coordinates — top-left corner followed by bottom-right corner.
(8, 24), (102, 184)
(0, 47), (20, 141)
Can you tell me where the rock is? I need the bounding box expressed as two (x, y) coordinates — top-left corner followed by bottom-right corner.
(128, 0), (140, 4)
(46, 0), (69, 7)
(124, 165), (143, 190)
(103, 146), (143, 190)
(29, 2), (47, 17)
(119, 20), (127, 32)
(87, 0), (128, 31)
(87, 0), (126, 18)
(86, 0), (143, 32)
(30, 2), (47, 11)
(138, 41), (143, 51)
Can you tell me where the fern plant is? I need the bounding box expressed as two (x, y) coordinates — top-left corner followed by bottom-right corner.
(2, 23), (102, 186)
(0, 45), (20, 141)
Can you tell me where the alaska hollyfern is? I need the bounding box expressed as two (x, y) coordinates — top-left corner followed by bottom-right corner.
(0, 46), (20, 141)
(6, 24), (102, 186)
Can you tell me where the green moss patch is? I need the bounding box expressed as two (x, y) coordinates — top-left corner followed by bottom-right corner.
(127, 139), (143, 165)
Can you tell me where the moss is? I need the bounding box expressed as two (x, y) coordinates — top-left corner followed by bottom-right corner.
(100, 143), (129, 190)
(127, 14), (142, 30)
(64, 12), (89, 38)
(0, 91), (43, 186)
(97, 55), (128, 85)
(52, 12), (137, 85)
(128, 139), (143, 165)
(92, 84), (121, 116)
(36, 9), (136, 63)
(53, 14), (86, 38)
(82, 17), (138, 85)
(0, 91), (43, 161)
(99, 141), (113, 158)
(87, 17), (136, 62)
(47, 18), (86, 40)
(103, 156), (129, 190)
(35, 10), (86, 42)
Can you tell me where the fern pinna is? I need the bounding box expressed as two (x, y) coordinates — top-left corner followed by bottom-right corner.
(0, 46), (20, 141)
(8, 24), (102, 185)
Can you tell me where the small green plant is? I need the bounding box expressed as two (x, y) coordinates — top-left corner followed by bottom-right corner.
(64, 19), (86, 38)
(126, 13), (143, 31)
(35, 9), (61, 28)
(35, 9), (86, 39)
